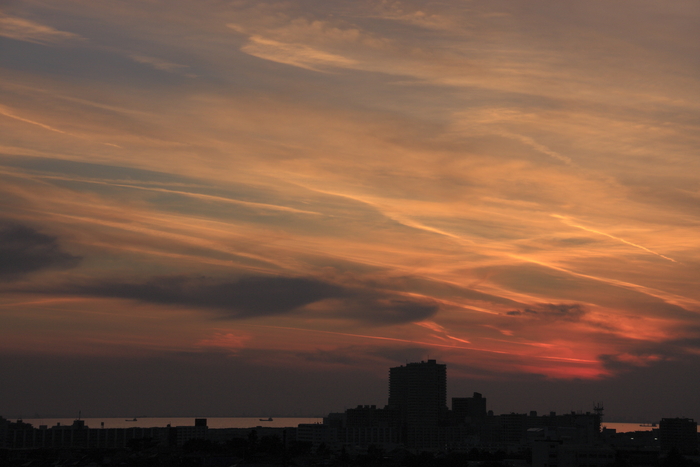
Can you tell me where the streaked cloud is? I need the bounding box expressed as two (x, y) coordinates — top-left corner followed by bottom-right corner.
(128, 54), (192, 74)
(0, 13), (82, 45)
(240, 35), (359, 72)
(0, 104), (70, 135)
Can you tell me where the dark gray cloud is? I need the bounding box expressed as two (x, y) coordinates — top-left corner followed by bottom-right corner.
(346, 298), (438, 324)
(551, 237), (598, 246)
(0, 222), (80, 280)
(73, 275), (344, 318)
(598, 354), (645, 373)
(506, 303), (586, 321)
(369, 275), (523, 308)
(599, 333), (700, 373)
(65, 274), (439, 323)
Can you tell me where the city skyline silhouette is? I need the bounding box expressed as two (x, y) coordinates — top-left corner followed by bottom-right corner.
(3, 360), (698, 466)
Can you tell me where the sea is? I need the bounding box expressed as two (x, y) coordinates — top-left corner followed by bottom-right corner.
(602, 422), (660, 433)
(17, 417), (322, 429)
(12, 418), (687, 433)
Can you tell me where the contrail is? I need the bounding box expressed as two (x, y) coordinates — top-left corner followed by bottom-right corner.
(289, 183), (475, 244)
(0, 105), (67, 134)
(552, 214), (676, 263)
(240, 323), (598, 364)
(10, 169), (322, 216)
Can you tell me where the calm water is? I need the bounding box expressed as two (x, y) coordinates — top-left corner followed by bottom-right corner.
(602, 422), (658, 433)
(603, 423), (700, 433)
(18, 417), (322, 429)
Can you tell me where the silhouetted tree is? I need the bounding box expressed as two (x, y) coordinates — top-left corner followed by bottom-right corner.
(288, 440), (313, 457)
(402, 451), (436, 467)
(367, 444), (384, 458)
(258, 435), (284, 455)
(247, 428), (258, 451)
(442, 451), (470, 467)
(467, 447), (481, 460)
(126, 437), (157, 452)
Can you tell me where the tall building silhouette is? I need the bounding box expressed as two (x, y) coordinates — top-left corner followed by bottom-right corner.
(388, 359), (447, 427)
(452, 392), (487, 425)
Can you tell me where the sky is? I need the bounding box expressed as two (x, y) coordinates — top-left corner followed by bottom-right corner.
(1, 0), (699, 422)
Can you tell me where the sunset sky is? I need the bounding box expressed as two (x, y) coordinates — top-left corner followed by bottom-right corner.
(1, 0), (700, 422)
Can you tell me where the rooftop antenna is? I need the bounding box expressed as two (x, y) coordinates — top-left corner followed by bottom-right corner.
(594, 402), (604, 430)
(594, 402), (604, 418)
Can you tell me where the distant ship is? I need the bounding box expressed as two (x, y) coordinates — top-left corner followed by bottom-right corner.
(125, 418), (138, 422)
(259, 417), (273, 422)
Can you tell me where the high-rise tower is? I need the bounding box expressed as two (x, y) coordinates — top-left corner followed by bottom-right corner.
(388, 359), (447, 426)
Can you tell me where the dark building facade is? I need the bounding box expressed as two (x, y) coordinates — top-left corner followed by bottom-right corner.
(388, 359), (447, 449)
(659, 417), (698, 454)
(453, 392), (487, 425)
(388, 359), (447, 427)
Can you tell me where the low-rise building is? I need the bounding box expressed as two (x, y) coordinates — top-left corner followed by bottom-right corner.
(659, 417), (697, 454)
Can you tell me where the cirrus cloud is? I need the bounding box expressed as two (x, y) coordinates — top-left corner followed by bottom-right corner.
(0, 13), (82, 45)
